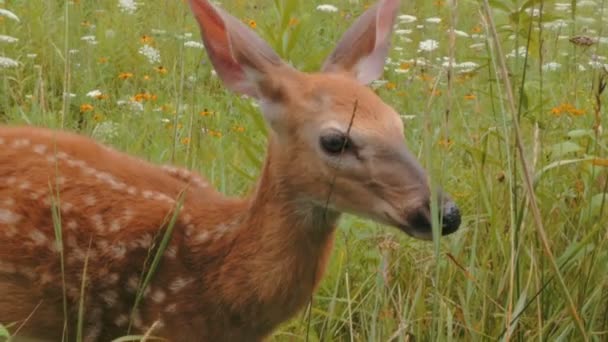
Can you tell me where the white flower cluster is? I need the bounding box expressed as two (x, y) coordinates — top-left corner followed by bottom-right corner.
(138, 45), (161, 64)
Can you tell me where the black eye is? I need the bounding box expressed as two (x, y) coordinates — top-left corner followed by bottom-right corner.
(320, 133), (352, 155)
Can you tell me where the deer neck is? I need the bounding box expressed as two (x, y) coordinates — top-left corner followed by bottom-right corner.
(210, 137), (340, 331)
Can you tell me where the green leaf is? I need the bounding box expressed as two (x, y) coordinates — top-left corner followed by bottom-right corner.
(549, 141), (582, 158)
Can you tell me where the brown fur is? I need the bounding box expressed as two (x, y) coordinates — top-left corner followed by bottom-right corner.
(0, 126), (337, 341)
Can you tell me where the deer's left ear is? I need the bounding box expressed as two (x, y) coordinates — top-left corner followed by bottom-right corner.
(321, 0), (400, 85)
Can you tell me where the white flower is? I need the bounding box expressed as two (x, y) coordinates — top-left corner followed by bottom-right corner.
(506, 46), (527, 58)
(117, 100), (144, 112)
(118, 0), (137, 14)
(69, 49), (79, 55)
(578, 0), (597, 7)
(555, 2), (571, 12)
(398, 14), (417, 23)
(151, 29), (167, 35)
(26, 53), (37, 59)
(448, 29), (469, 38)
(395, 29), (412, 35)
(184, 41), (204, 49)
(525, 8), (541, 17)
(316, 4), (338, 12)
(543, 19), (569, 30)
(418, 39), (439, 52)
(0, 8), (20, 22)
(138, 44), (161, 64)
(92, 121), (120, 142)
(0, 56), (18, 69)
(81, 35), (98, 45)
(86, 90), (103, 98)
(0, 35), (18, 44)
(426, 17), (442, 24)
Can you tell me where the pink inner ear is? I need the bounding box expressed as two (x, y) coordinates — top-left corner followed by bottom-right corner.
(321, 0), (401, 85)
(189, 0), (258, 97)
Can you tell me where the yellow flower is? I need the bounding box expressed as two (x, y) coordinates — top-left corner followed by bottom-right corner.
(181, 137), (191, 145)
(232, 125), (245, 133)
(385, 82), (397, 90)
(399, 62), (411, 71)
(248, 19), (257, 29)
(199, 109), (214, 117)
(551, 103), (585, 116)
(93, 113), (105, 122)
(80, 104), (94, 113)
(438, 138), (454, 149)
(118, 72), (134, 80)
(288, 18), (299, 27)
(132, 92), (157, 102)
(140, 35), (154, 44)
(143, 75), (151, 81)
(592, 158), (608, 167)
(98, 57), (109, 64)
(81, 20), (92, 27)
(209, 130), (222, 138)
(472, 25), (482, 34)
(154, 66), (168, 74)
(464, 94), (476, 100)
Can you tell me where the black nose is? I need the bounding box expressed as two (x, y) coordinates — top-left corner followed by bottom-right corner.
(441, 201), (461, 235)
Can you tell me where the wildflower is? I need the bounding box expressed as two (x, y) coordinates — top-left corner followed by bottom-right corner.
(143, 74), (151, 81)
(542, 62), (561, 71)
(184, 41), (204, 49)
(98, 57), (109, 64)
(0, 55), (18, 69)
(289, 18), (299, 27)
(118, 72), (134, 80)
(248, 19), (257, 29)
(0, 9), (20, 22)
(395, 29), (412, 35)
(464, 94), (476, 100)
(86, 89), (103, 98)
(199, 109), (214, 116)
(418, 39), (439, 52)
(154, 66), (168, 74)
(448, 29), (469, 38)
(139, 44), (161, 64)
(93, 113), (105, 122)
(132, 92), (157, 102)
(399, 62), (411, 70)
(181, 137), (191, 145)
(438, 138), (453, 149)
(385, 82), (397, 90)
(551, 103), (585, 116)
(232, 125), (245, 133)
(81, 20), (92, 27)
(209, 130), (222, 138)
(592, 158), (608, 167)
(398, 14), (417, 23)
(425, 17), (442, 24)
(316, 4), (338, 12)
(0, 35), (18, 44)
(80, 104), (94, 113)
(81, 35), (97, 45)
(118, 0), (137, 14)
(471, 25), (482, 33)
(140, 35), (153, 44)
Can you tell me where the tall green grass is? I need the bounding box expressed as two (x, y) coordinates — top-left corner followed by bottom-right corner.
(0, 0), (607, 340)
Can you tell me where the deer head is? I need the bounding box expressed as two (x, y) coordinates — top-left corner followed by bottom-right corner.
(189, 0), (461, 240)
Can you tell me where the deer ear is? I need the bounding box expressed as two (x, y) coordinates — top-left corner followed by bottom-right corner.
(321, 0), (400, 85)
(189, 0), (289, 100)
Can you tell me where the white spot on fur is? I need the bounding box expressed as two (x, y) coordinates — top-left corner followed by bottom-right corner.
(29, 229), (48, 245)
(46, 155), (58, 164)
(135, 234), (153, 249)
(127, 275), (140, 291)
(61, 201), (74, 213)
(32, 144), (47, 154)
(0, 137), (4, 145)
(83, 195), (97, 206)
(0, 208), (21, 224)
(182, 213), (192, 224)
(114, 314), (129, 327)
(11, 139), (30, 148)
(109, 243), (126, 260)
(165, 245), (178, 259)
(67, 220), (78, 230)
(109, 219), (121, 232)
(18, 181), (31, 190)
(169, 277), (194, 293)
(132, 309), (144, 329)
(107, 273), (119, 285)
(4, 225), (17, 237)
(6, 177), (16, 185)
(40, 272), (54, 284)
(2, 198), (15, 206)
(151, 289), (166, 303)
(91, 214), (105, 233)
(142, 190), (155, 200)
(194, 230), (210, 243)
(165, 303), (177, 313)
(127, 186), (137, 195)
(102, 290), (118, 307)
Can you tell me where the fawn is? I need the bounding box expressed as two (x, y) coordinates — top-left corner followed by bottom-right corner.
(0, 0), (461, 340)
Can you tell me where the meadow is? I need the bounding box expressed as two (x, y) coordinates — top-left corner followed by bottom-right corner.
(1, 0), (607, 340)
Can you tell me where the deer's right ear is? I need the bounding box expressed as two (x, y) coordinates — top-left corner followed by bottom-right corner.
(321, 0), (400, 85)
(189, 0), (289, 100)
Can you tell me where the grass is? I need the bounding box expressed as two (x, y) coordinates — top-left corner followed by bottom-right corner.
(1, 0), (608, 340)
